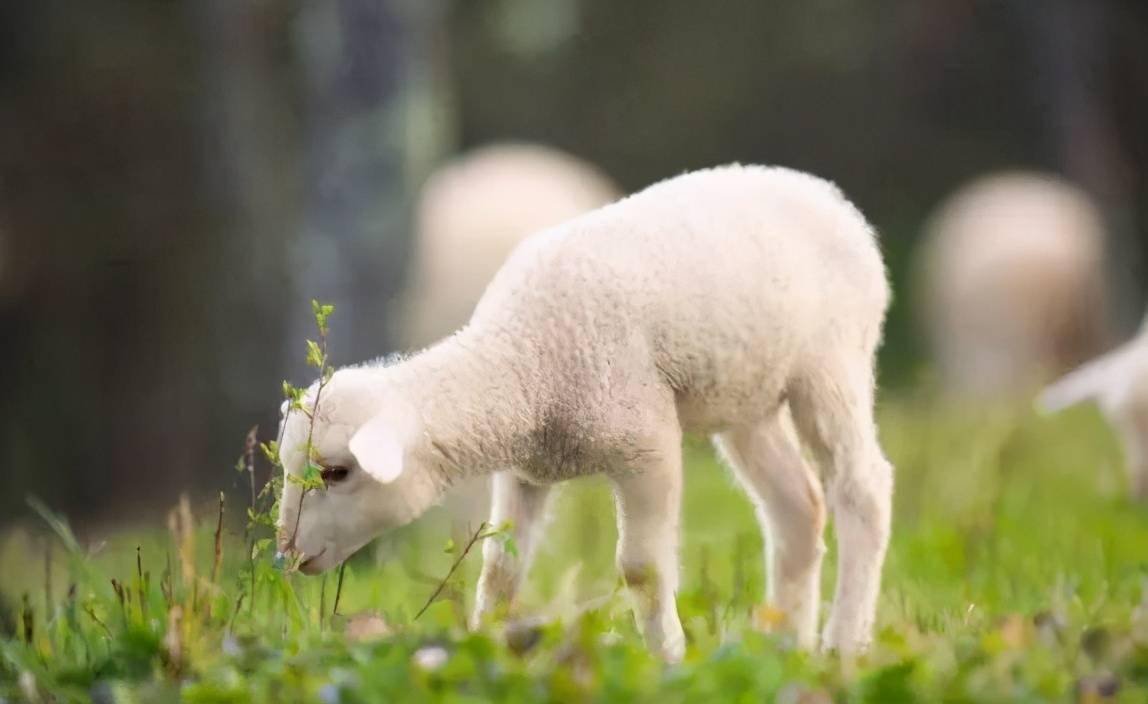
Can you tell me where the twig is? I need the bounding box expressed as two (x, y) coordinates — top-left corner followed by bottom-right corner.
(110, 579), (128, 625)
(83, 603), (113, 641)
(161, 553), (174, 610)
(228, 592), (246, 632)
(332, 562), (347, 617)
(240, 427), (258, 616)
(415, 522), (488, 621)
(319, 574), (327, 628)
(20, 593), (33, 644)
(289, 371), (329, 550)
(211, 492), (225, 586)
(243, 426), (258, 522)
(136, 546), (148, 623)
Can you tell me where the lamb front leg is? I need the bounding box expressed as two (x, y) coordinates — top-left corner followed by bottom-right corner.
(610, 428), (686, 662)
(471, 472), (551, 627)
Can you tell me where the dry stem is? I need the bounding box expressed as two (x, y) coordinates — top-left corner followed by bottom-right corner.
(415, 522), (488, 621)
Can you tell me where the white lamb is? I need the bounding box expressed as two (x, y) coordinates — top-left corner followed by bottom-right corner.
(1039, 315), (1148, 499)
(397, 144), (620, 535)
(914, 172), (1109, 399)
(276, 164), (894, 658)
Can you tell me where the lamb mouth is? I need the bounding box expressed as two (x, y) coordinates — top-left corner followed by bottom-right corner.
(298, 548), (327, 573)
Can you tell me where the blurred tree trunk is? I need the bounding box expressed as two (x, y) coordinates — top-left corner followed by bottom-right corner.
(0, 1), (218, 524)
(192, 0), (303, 459)
(0, 0), (430, 527)
(1026, 0), (1148, 333)
(0, 0), (315, 527)
(289, 0), (413, 371)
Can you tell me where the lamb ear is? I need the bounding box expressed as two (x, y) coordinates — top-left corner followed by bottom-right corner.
(348, 413), (410, 484)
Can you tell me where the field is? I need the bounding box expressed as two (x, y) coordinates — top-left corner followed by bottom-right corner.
(3, 396), (1148, 702)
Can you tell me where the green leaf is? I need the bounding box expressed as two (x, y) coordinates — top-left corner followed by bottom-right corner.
(502, 535), (519, 559)
(260, 441), (281, 467)
(311, 300), (335, 336)
(251, 538), (273, 560)
(285, 462), (325, 491)
(305, 339), (324, 369)
(282, 380), (298, 401)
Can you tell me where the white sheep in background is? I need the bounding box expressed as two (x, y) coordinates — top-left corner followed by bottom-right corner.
(398, 143), (620, 349)
(914, 172), (1110, 399)
(397, 143), (620, 538)
(1039, 315), (1148, 499)
(277, 164), (894, 658)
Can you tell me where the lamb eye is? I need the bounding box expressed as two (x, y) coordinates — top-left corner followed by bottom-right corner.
(321, 465), (350, 484)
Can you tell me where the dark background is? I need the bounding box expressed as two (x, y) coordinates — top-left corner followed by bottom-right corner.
(2, 0), (1146, 525)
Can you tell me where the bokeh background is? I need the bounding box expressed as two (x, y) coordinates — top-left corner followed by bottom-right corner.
(2, 0), (1147, 527)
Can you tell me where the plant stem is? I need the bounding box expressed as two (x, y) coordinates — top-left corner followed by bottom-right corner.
(288, 325), (330, 551)
(333, 562), (347, 617)
(212, 492), (225, 587)
(415, 522), (488, 621)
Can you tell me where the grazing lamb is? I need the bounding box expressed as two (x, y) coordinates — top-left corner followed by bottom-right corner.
(914, 172), (1110, 399)
(1039, 315), (1148, 499)
(276, 164), (894, 658)
(398, 144), (620, 536)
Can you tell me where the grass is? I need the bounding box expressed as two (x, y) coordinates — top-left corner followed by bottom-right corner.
(3, 395), (1148, 702)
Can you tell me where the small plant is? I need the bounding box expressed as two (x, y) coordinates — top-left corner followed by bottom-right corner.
(276, 300), (337, 571)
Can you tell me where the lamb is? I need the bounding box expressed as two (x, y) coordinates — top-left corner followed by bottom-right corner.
(913, 172), (1110, 399)
(396, 144), (620, 536)
(1039, 315), (1148, 499)
(276, 164), (894, 659)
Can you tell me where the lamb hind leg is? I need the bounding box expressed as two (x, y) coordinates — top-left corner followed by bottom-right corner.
(471, 472), (551, 627)
(713, 410), (826, 648)
(789, 359), (893, 654)
(610, 425), (686, 662)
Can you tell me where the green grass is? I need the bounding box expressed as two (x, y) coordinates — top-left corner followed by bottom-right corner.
(4, 396), (1148, 702)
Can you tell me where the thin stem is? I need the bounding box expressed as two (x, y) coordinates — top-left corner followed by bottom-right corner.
(84, 603), (113, 641)
(244, 426), (258, 527)
(415, 522), (488, 621)
(332, 562), (347, 617)
(211, 492), (225, 620)
(319, 574), (327, 629)
(228, 592), (246, 632)
(241, 425), (258, 616)
(288, 327), (330, 551)
(136, 546), (148, 623)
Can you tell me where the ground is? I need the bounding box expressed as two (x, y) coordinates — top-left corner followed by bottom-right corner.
(3, 396), (1148, 702)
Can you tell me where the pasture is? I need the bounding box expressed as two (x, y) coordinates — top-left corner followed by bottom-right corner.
(3, 397), (1147, 702)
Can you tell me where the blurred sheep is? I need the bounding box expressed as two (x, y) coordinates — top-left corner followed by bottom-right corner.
(398, 143), (621, 349)
(396, 143), (620, 540)
(914, 172), (1111, 399)
(1040, 314), (1148, 499)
